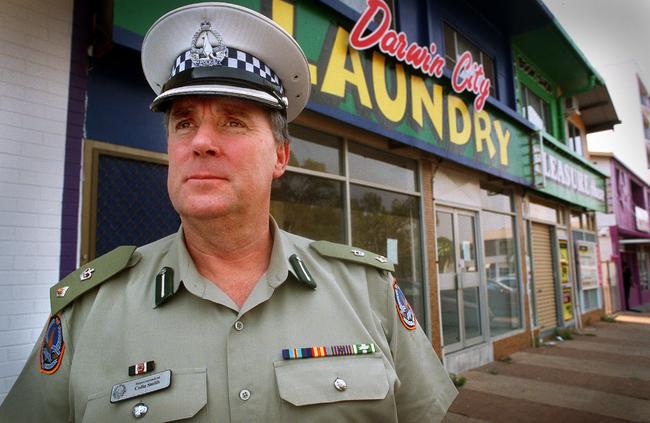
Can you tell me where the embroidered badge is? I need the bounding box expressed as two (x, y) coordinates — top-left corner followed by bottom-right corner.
(282, 343), (376, 360)
(191, 21), (228, 67)
(393, 279), (416, 330)
(39, 314), (65, 374)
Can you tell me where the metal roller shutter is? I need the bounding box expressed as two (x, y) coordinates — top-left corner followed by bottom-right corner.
(531, 222), (558, 330)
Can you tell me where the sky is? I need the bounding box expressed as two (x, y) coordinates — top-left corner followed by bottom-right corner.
(543, 0), (650, 85)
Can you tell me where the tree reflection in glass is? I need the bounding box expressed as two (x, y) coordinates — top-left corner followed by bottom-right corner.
(350, 185), (423, 322)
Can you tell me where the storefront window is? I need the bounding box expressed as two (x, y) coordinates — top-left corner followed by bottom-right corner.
(289, 126), (342, 175)
(570, 213), (581, 229)
(483, 211), (521, 336)
(348, 142), (417, 191)
(436, 212), (455, 274)
(350, 184), (423, 318)
(480, 190), (512, 212)
(272, 126), (426, 324)
(271, 174), (344, 243)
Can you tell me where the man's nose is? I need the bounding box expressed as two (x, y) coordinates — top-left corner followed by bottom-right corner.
(191, 123), (221, 157)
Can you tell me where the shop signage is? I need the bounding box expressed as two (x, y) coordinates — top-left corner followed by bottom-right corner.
(635, 206), (649, 232)
(113, 0), (533, 186)
(533, 144), (607, 211)
(576, 241), (599, 290)
(348, 0), (491, 111)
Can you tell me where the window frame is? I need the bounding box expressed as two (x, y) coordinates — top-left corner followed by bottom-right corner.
(443, 22), (497, 99)
(273, 124), (429, 334)
(514, 49), (560, 138)
(479, 187), (525, 339)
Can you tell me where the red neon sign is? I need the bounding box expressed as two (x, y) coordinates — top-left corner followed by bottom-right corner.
(349, 0), (491, 111)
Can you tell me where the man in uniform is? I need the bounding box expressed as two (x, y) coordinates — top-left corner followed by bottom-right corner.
(0, 3), (457, 421)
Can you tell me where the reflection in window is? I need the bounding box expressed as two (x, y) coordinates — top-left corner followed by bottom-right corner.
(271, 173), (345, 243)
(350, 184), (423, 319)
(444, 23), (497, 98)
(483, 211), (521, 336)
(288, 126), (342, 175)
(567, 122), (583, 157)
(521, 84), (552, 134)
(348, 142), (417, 191)
(457, 215), (476, 272)
(440, 290), (460, 346)
(480, 188), (512, 212)
(463, 287), (482, 339)
(436, 211), (455, 274)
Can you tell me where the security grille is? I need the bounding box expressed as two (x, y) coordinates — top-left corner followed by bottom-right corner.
(95, 154), (180, 257)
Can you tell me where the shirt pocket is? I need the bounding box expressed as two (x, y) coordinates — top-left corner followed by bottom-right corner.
(274, 353), (390, 406)
(82, 368), (208, 423)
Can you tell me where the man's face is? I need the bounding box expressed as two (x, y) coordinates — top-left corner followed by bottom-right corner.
(166, 96), (289, 220)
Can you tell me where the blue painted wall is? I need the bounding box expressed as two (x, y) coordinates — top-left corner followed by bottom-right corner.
(86, 46), (167, 153)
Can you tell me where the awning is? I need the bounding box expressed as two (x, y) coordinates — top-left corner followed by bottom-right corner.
(619, 239), (650, 245)
(575, 84), (621, 133)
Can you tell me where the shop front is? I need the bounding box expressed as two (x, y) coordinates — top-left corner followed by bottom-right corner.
(530, 137), (608, 328)
(591, 153), (650, 312)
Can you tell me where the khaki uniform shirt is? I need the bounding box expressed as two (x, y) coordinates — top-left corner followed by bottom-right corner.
(0, 221), (457, 422)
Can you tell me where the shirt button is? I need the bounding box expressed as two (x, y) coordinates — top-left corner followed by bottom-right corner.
(334, 378), (347, 392)
(239, 389), (251, 401)
(234, 320), (244, 331)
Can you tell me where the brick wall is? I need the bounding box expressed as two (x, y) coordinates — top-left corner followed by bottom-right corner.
(0, 0), (73, 404)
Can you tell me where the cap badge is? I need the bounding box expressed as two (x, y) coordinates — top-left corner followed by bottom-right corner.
(191, 21), (228, 67)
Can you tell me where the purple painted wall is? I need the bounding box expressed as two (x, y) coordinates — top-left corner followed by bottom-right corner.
(59, 0), (92, 279)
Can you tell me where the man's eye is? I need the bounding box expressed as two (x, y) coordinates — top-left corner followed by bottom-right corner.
(175, 120), (193, 130)
(225, 119), (244, 128)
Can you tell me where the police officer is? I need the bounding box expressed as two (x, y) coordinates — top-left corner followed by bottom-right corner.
(0, 3), (457, 421)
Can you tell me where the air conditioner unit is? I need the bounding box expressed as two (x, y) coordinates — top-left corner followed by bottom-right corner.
(564, 96), (580, 116)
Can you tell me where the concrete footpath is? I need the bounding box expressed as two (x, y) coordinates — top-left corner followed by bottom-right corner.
(444, 312), (650, 422)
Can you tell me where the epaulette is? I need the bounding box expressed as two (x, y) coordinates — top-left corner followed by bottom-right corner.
(50, 246), (137, 315)
(310, 241), (395, 272)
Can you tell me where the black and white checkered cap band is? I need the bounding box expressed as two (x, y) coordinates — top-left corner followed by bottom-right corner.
(171, 48), (284, 94)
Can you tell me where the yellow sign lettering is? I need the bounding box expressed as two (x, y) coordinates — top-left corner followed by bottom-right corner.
(494, 120), (511, 166)
(321, 27), (372, 108)
(448, 95), (471, 145)
(372, 51), (406, 122)
(410, 75), (443, 140)
(473, 110), (496, 159)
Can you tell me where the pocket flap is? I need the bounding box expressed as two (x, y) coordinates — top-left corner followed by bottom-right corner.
(274, 355), (389, 406)
(82, 368), (207, 422)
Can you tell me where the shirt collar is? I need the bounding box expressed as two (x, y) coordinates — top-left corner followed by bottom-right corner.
(155, 217), (304, 310)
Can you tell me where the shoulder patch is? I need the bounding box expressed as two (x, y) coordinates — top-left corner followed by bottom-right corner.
(393, 279), (417, 330)
(310, 240), (395, 272)
(40, 314), (65, 374)
(50, 246), (137, 315)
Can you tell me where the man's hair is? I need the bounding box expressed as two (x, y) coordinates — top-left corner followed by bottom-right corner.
(163, 100), (290, 145)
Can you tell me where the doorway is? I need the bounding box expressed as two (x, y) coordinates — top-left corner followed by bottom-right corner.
(436, 208), (484, 352)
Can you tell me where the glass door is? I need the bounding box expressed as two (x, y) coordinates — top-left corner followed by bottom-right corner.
(436, 208), (484, 352)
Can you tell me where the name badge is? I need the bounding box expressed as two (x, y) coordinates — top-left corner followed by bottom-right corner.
(110, 370), (172, 403)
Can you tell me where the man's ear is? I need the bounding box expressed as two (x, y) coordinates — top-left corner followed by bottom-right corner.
(273, 141), (290, 179)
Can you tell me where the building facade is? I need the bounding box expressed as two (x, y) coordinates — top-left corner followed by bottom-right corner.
(0, 0), (620, 401)
(592, 153), (650, 313)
